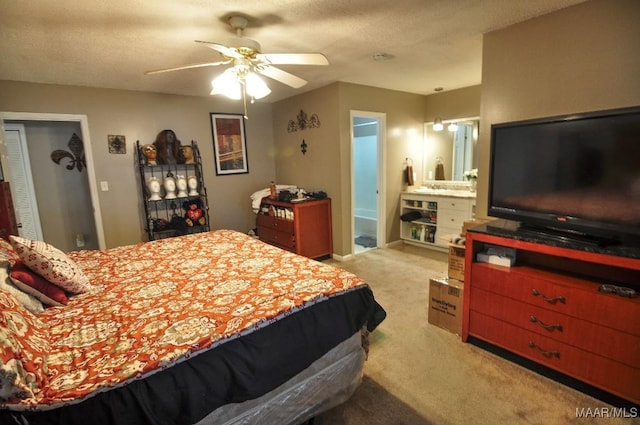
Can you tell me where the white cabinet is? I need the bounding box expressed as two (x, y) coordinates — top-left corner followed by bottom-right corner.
(400, 192), (475, 250)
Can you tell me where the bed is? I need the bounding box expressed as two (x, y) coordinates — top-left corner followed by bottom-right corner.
(0, 230), (385, 425)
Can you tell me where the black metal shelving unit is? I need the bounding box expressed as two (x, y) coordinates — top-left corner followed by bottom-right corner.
(136, 140), (210, 241)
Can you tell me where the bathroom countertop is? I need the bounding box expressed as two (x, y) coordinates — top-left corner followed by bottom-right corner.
(403, 188), (477, 198)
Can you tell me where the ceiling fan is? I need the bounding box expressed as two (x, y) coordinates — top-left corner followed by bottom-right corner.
(145, 15), (329, 107)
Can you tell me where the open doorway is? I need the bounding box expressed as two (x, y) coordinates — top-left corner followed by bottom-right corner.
(0, 112), (105, 250)
(351, 111), (386, 255)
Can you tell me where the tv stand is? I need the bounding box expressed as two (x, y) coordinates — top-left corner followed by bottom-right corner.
(462, 225), (640, 405)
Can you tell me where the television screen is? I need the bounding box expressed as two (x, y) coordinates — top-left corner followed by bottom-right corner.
(488, 106), (640, 245)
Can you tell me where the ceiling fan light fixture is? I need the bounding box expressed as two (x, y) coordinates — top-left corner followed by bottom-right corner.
(210, 68), (242, 99)
(245, 72), (271, 99)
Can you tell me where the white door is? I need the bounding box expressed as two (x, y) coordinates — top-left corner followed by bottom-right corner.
(2, 124), (44, 240)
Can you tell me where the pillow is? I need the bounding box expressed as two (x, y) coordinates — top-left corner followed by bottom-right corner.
(0, 238), (19, 268)
(9, 236), (91, 294)
(0, 290), (49, 401)
(9, 261), (68, 307)
(0, 266), (44, 314)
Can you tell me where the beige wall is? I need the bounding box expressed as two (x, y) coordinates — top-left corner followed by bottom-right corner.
(337, 83), (425, 256)
(0, 81), (275, 248)
(18, 120), (98, 251)
(478, 0), (640, 218)
(424, 85), (481, 123)
(273, 82), (426, 257)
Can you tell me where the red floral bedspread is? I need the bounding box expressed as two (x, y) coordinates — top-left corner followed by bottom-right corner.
(13, 230), (368, 410)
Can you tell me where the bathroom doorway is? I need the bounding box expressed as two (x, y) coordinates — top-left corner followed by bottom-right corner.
(351, 111), (386, 254)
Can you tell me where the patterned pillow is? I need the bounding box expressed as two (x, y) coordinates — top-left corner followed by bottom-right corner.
(9, 236), (91, 294)
(0, 266), (44, 314)
(0, 290), (49, 401)
(0, 238), (19, 268)
(9, 261), (68, 307)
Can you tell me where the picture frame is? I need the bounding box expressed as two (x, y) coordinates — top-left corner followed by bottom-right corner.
(108, 134), (126, 154)
(210, 113), (248, 175)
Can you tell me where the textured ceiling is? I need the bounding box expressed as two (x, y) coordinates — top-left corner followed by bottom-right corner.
(0, 0), (586, 102)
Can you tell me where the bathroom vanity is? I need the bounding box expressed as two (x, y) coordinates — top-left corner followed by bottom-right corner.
(400, 188), (476, 250)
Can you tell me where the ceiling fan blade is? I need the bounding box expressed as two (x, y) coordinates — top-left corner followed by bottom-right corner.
(144, 60), (230, 75)
(257, 53), (329, 66)
(258, 65), (308, 88)
(195, 40), (243, 59)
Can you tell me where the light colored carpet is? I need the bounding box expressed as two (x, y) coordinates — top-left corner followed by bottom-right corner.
(315, 243), (639, 425)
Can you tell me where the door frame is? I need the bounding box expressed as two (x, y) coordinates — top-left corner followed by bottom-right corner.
(0, 112), (106, 249)
(350, 110), (387, 254)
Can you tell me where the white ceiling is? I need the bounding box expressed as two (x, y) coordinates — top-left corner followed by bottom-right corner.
(0, 0), (587, 103)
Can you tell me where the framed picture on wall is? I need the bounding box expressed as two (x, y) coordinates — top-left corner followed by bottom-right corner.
(210, 113), (249, 175)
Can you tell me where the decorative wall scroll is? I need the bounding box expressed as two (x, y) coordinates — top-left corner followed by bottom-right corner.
(287, 109), (320, 133)
(51, 133), (86, 172)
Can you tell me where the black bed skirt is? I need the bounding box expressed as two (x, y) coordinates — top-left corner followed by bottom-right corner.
(3, 287), (385, 425)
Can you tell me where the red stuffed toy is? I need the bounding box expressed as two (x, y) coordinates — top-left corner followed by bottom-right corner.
(183, 198), (206, 227)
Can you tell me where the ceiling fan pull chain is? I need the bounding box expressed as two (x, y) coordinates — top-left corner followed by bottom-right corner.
(242, 84), (248, 120)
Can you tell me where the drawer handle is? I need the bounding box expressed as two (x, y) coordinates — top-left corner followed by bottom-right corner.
(529, 316), (563, 332)
(532, 289), (565, 305)
(528, 341), (560, 358)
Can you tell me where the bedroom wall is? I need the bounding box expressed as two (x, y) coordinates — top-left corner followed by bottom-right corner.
(424, 85), (481, 123)
(336, 83), (425, 256)
(273, 82), (426, 257)
(477, 0), (640, 218)
(272, 82), (472, 257)
(0, 81), (276, 248)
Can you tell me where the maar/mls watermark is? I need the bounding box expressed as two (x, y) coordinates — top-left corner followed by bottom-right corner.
(576, 407), (638, 418)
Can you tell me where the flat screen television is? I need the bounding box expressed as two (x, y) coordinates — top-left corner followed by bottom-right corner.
(488, 106), (640, 246)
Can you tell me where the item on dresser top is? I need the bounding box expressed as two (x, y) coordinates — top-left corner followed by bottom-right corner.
(269, 181), (277, 200)
(308, 190), (327, 199)
(250, 184), (298, 212)
(278, 190), (294, 202)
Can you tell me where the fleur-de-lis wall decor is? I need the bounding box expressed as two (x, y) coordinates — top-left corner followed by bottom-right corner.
(51, 133), (86, 172)
(287, 109), (320, 133)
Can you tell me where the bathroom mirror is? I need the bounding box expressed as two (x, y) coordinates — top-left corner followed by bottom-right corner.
(422, 117), (479, 183)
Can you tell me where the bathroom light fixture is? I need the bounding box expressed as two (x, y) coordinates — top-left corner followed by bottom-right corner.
(433, 117), (444, 132)
(448, 122), (458, 132)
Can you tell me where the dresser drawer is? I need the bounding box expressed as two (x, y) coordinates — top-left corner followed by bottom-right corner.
(258, 226), (295, 250)
(256, 214), (295, 234)
(437, 210), (469, 230)
(471, 263), (640, 336)
(469, 311), (640, 404)
(470, 287), (640, 368)
(438, 198), (470, 212)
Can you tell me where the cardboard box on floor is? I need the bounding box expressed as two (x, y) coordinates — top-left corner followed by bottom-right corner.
(428, 277), (464, 335)
(448, 244), (466, 281)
